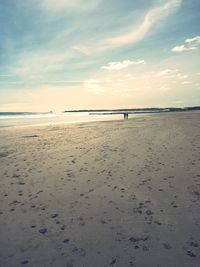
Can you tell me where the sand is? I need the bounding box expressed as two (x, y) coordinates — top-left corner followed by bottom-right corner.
(0, 111), (200, 267)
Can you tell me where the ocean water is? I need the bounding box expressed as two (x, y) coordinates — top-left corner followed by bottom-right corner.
(0, 112), (128, 128)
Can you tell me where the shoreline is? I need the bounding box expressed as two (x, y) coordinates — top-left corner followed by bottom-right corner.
(1, 109), (199, 130)
(1, 109), (199, 129)
(0, 113), (150, 130)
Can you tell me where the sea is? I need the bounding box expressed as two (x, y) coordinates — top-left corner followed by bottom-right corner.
(0, 112), (131, 128)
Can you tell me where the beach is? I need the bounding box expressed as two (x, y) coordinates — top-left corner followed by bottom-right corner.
(0, 111), (200, 267)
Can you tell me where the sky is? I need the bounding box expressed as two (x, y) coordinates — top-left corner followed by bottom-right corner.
(0, 0), (199, 112)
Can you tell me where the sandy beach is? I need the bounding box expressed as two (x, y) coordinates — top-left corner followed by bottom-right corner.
(0, 111), (200, 267)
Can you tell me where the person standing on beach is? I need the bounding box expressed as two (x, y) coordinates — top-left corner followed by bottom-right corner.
(124, 113), (128, 119)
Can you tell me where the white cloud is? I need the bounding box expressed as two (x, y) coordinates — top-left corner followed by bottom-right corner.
(48, 80), (82, 84)
(185, 36), (200, 44)
(73, 0), (182, 54)
(71, 46), (92, 55)
(83, 79), (100, 84)
(0, 74), (16, 77)
(83, 79), (108, 94)
(158, 69), (179, 76)
(182, 81), (192, 85)
(102, 0), (181, 48)
(157, 69), (188, 80)
(0, 81), (23, 84)
(176, 74), (188, 80)
(101, 60), (145, 71)
(125, 73), (133, 78)
(172, 45), (196, 52)
(172, 35), (200, 52)
(13, 50), (73, 77)
(160, 85), (171, 91)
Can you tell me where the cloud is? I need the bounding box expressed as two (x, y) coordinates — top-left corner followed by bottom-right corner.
(13, 49), (73, 77)
(48, 80), (82, 84)
(125, 73), (133, 78)
(160, 85), (171, 91)
(176, 74), (188, 79)
(101, 60), (145, 71)
(158, 69), (179, 76)
(185, 36), (200, 44)
(172, 45), (196, 52)
(103, 0), (181, 48)
(171, 35), (200, 52)
(182, 81), (192, 85)
(0, 74), (16, 77)
(158, 69), (188, 79)
(83, 79), (108, 94)
(72, 0), (182, 54)
(71, 46), (92, 55)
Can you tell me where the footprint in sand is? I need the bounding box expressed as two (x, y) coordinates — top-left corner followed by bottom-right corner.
(21, 260), (29, 265)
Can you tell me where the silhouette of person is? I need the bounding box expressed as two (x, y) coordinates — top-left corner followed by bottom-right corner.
(124, 113), (128, 119)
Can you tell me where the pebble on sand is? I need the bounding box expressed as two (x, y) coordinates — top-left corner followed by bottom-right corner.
(39, 228), (47, 234)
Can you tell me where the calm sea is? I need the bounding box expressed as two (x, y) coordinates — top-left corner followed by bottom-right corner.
(0, 112), (128, 128)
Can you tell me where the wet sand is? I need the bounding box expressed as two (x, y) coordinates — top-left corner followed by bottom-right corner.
(0, 111), (200, 267)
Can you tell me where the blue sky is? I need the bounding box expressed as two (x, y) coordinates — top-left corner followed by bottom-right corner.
(0, 0), (199, 111)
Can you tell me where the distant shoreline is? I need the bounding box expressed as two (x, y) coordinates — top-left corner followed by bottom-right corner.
(64, 106), (200, 113)
(0, 106), (199, 115)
